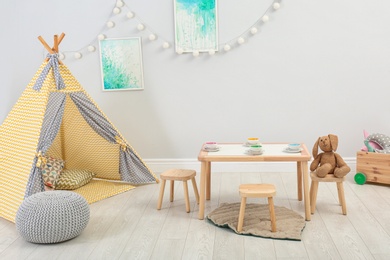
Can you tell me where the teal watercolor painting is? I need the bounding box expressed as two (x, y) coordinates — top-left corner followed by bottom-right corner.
(174, 0), (218, 52)
(99, 37), (144, 91)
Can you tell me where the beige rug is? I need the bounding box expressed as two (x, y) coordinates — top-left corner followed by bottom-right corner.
(207, 203), (306, 241)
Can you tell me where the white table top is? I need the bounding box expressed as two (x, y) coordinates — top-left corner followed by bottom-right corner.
(209, 143), (300, 156)
(198, 143), (310, 162)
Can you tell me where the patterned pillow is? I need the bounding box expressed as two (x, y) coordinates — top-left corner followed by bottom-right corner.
(41, 156), (65, 188)
(55, 169), (96, 190)
(366, 133), (390, 153)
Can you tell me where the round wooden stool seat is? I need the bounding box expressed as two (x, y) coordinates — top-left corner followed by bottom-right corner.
(310, 172), (345, 183)
(310, 172), (347, 215)
(237, 183), (277, 232)
(157, 169), (199, 213)
(160, 169), (196, 181)
(239, 184), (276, 198)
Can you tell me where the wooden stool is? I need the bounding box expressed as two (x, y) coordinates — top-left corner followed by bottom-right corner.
(237, 184), (277, 232)
(310, 172), (347, 215)
(157, 169), (199, 213)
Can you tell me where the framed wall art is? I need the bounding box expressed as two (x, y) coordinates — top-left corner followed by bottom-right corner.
(174, 0), (218, 53)
(99, 37), (144, 91)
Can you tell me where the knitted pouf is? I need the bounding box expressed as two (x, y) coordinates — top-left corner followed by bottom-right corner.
(15, 191), (90, 244)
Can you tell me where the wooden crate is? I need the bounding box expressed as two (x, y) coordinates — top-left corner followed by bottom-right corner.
(356, 151), (390, 185)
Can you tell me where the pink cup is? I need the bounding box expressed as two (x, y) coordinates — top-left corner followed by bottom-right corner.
(205, 142), (217, 149)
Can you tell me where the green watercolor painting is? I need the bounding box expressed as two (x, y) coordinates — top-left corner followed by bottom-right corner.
(174, 0), (218, 52)
(99, 37), (144, 91)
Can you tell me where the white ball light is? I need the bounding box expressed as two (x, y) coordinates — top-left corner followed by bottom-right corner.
(250, 27), (258, 34)
(176, 48), (184, 54)
(87, 45), (96, 52)
(107, 21), (115, 28)
(148, 34), (156, 41)
(98, 34), (106, 40)
(273, 3), (280, 10)
(224, 44), (231, 51)
(59, 53), (65, 60)
(237, 37), (245, 44)
(208, 49), (216, 55)
(116, 0), (124, 7)
(162, 42), (170, 49)
(137, 24), (145, 31)
(74, 52), (82, 59)
(193, 50), (199, 57)
(262, 15), (269, 23)
(113, 7), (121, 14)
(127, 11), (134, 19)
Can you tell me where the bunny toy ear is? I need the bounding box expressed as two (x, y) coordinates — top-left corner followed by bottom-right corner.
(329, 134), (339, 151)
(312, 138), (319, 157)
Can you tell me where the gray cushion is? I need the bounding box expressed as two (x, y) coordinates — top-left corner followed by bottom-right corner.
(366, 133), (390, 153)
(16, 191), (90, 244)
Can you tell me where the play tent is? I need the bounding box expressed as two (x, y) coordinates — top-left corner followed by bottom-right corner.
(0, 34), (158, 222)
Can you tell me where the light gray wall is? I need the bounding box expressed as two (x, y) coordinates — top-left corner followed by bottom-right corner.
(1, 0), (389, 160)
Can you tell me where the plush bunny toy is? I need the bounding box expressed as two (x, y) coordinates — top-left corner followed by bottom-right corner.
(310, 134), (350, 178)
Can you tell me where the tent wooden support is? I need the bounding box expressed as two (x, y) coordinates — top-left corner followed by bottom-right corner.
(57, 33), (65, 45)
(53, 33), (65, 53)
(39, 33), (66, 64)
(38, 36), (54, 54)
(53, 35), (59, 53)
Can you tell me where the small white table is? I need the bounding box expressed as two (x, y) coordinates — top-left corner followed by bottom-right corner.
(197, 143), (312, 221)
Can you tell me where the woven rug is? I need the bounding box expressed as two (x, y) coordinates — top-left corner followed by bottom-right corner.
(73, 179), (135, 204)
(207, 202), (306, 241)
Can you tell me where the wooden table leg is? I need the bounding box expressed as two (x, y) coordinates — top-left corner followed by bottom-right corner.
(198, 161), (207, 220)
(297, 162), (302, 201)
(302, 161), (311, 221)
(206, 162), (211, 200)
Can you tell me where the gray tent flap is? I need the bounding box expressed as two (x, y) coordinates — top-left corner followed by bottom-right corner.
(25, 92), (66, 197)
(120, 150), (156, 183)
(69, 92), (116, 143)
(70, 92), (155, 184)
(38, 92), (66, 152)
(33, 54), (65, 91)
(25, 158), (46, 198)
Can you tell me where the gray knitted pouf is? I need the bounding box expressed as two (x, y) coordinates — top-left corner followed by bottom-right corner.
(16, 191), (90, 244)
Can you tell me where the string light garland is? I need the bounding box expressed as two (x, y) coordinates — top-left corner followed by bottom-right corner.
(74, 52), (82, 59)
(162, 42), (170, 49)
(106, 21), (115, 28)
(58, 0), (282, 60)
(87, 45), (96, 52)
(113, 7), (121, 14)
(116, 0), (124, 7)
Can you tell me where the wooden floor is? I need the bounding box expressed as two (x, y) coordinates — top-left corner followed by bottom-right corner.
(1, 170), (390, 260)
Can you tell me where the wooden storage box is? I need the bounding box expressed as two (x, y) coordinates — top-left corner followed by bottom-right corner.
(356, 151), (390, 185)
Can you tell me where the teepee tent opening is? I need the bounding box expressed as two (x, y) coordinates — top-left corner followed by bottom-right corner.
(0, 34), (158, 223)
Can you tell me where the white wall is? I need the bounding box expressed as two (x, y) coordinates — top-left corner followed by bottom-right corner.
(1, 0), (390, 161)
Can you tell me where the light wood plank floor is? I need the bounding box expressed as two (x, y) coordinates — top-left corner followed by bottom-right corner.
(1, 170), (390, 260)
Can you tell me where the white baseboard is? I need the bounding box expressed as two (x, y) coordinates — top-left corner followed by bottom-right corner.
(144, 157), (357, 173)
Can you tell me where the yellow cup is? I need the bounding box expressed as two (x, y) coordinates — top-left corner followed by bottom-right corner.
(247, 137), (259, 144)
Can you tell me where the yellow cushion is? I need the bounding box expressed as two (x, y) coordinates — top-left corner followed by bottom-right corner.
(55, 169), (95, 190)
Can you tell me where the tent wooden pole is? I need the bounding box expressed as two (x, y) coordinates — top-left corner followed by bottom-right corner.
(55, 33), (65, 64)
(38, 36), (54, 54)
(39, 34), (65, 64)
(53, 35), (59, 53)
(58, 33), (65, 45)
(52, 34), (63, 65)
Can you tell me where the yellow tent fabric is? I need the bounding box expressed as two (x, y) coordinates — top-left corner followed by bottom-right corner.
(0, 58), (157, 223)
